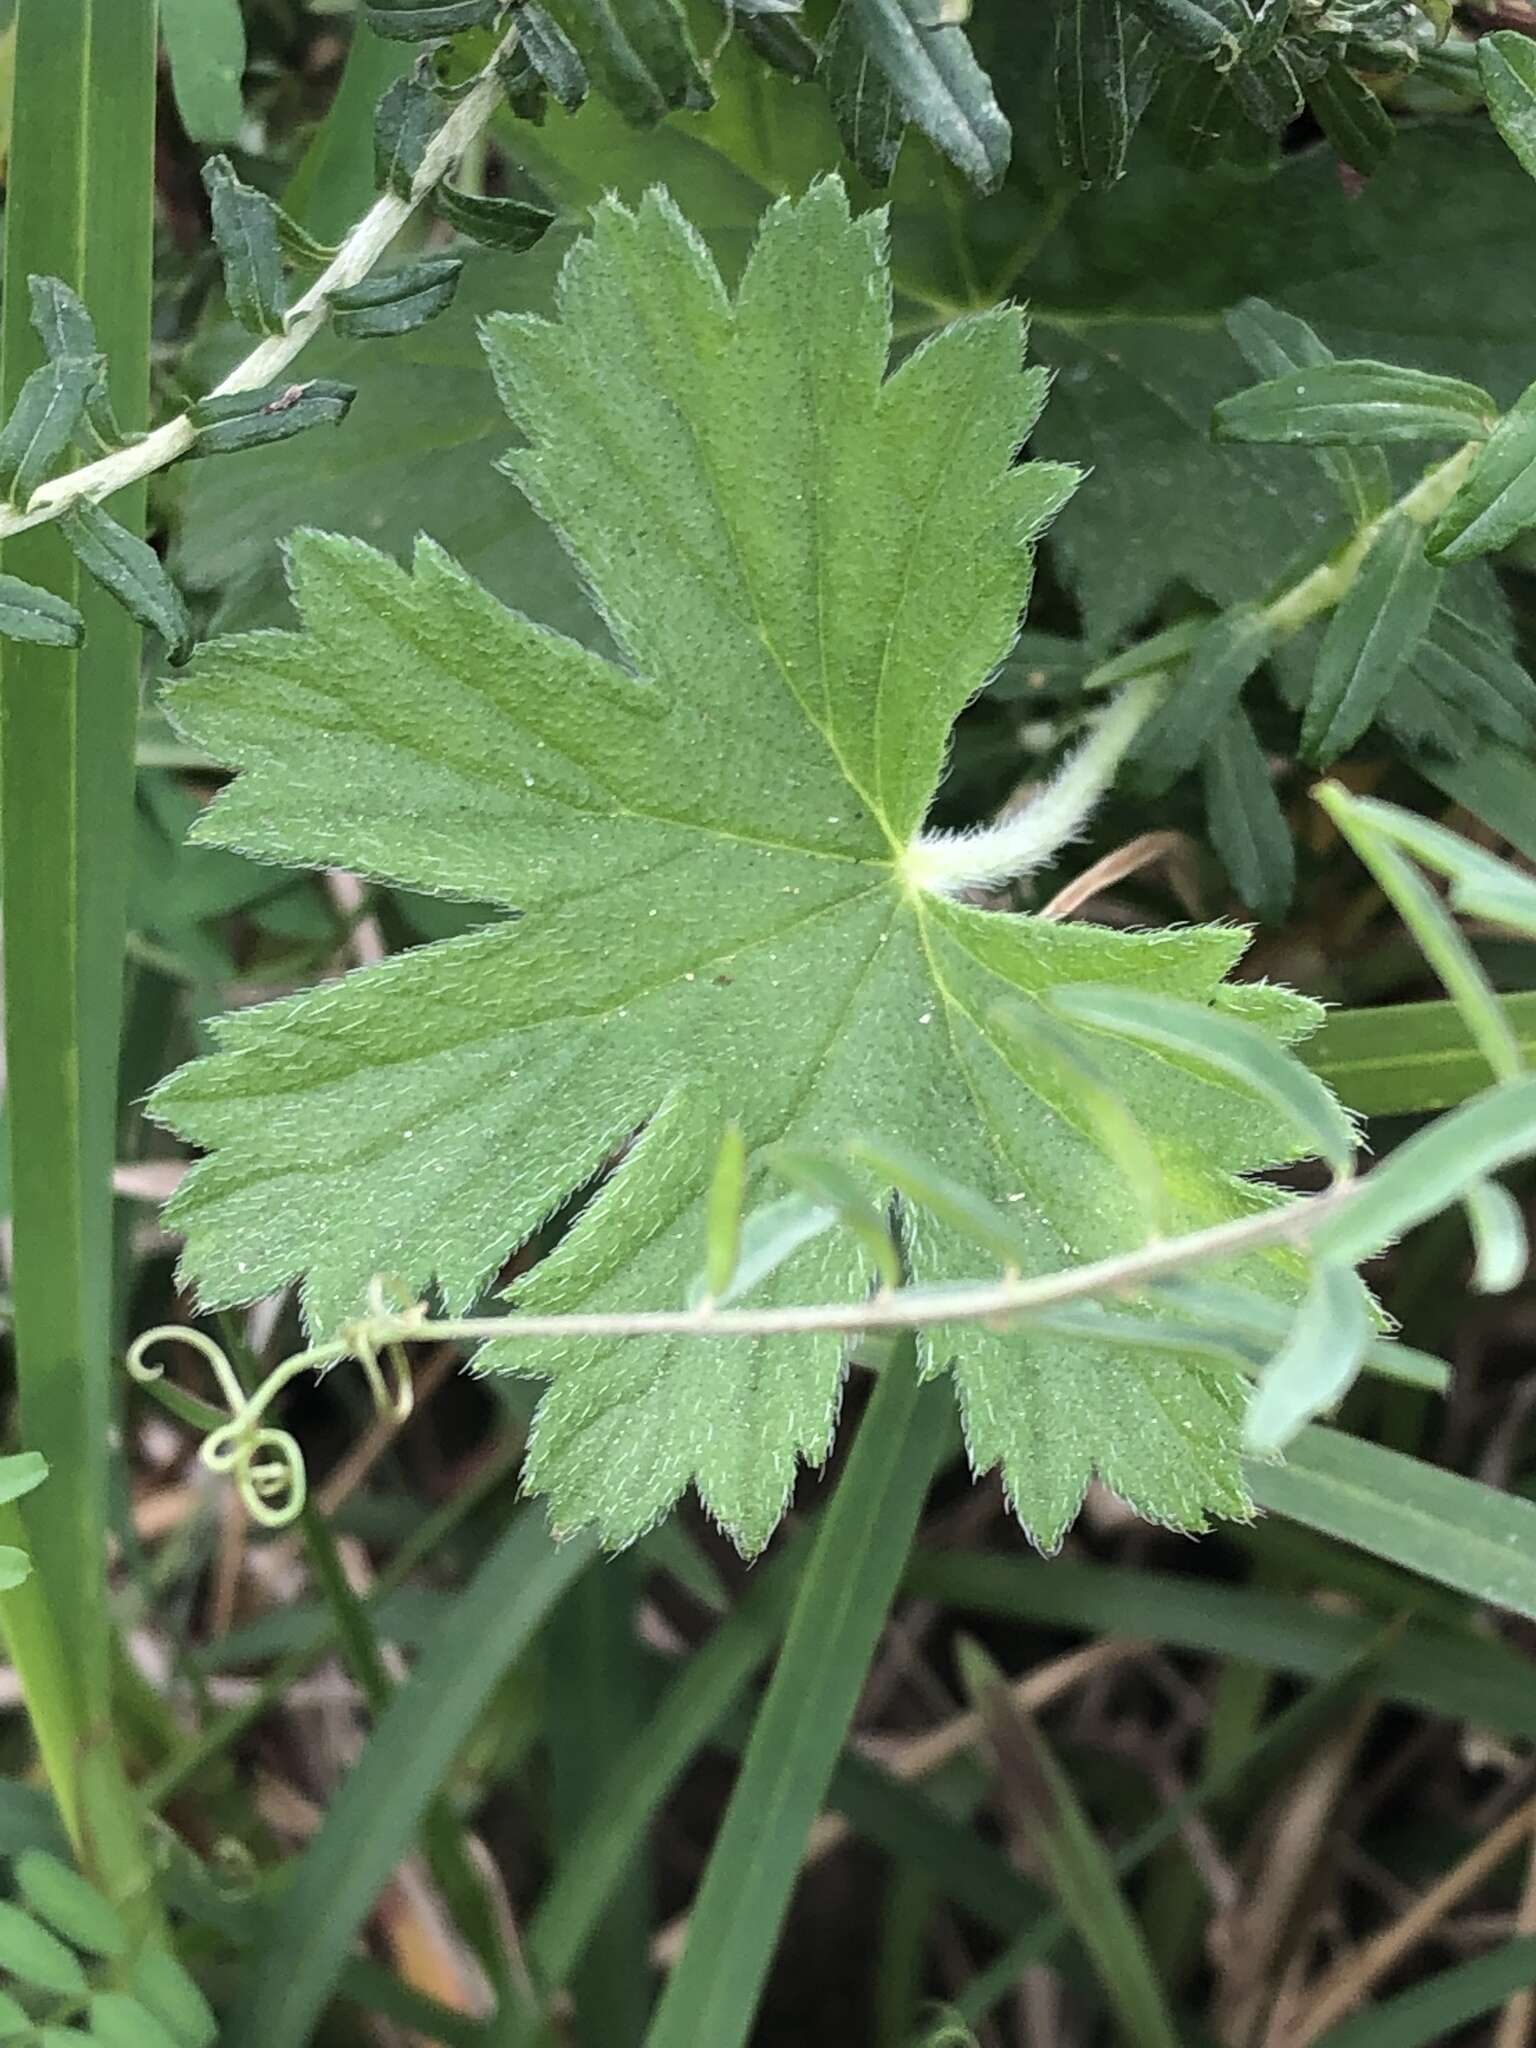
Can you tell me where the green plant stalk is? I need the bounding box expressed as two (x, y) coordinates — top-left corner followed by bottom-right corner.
(1086, 444), (1479, 692)
(641, 1339), (948, 2048)
(0, 0), (158, 1907)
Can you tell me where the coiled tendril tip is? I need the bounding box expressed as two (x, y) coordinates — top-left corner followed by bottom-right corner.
(123, 1283), (419, 1528)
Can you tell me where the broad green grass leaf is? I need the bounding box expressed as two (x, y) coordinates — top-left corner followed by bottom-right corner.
(1313, 1938), (1536, 2048)
(908, 1544), (1536, 1731)
(957, 1639), (1182, 2048)
(1302, 993), (1536, 1117)
(640, 1347), (948, 2048)
(1248, 1423), (1536, 1621)
(225, 1511), (594, 2048)
(156, 181), (1336, 1553)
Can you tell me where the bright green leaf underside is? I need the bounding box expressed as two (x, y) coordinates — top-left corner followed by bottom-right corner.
(156, 179), (1325, 1554)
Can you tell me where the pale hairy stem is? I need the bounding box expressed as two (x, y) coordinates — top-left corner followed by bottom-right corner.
(124, 1180), (1357, 1419)
(360, 1179), (1352, 1343)
(0, 22), (521, 544)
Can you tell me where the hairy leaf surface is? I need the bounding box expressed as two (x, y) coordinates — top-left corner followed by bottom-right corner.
(156, 181), (1325, 1553)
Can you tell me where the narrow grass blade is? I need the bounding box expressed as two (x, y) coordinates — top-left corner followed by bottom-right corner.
(641, 1342), (947, 2048)
(0, 0), (159, 1902)
(160, 0), (246, 143)
(1302, 994), (1536, 1116)
(949, 1654), (1379, 2025)
(905, 1547), (1536, 1734)
(525, 1532), (806, 2007)
(1248, 1423), (1536, 1620)
(224, 1511), (596, 2048)
(545, 1561), (653, 2046)
(957, 1639), (1181, 2048)
(1312, 1935), (1536, 2047)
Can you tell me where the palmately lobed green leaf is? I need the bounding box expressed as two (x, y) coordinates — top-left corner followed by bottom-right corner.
(154, 178), (1334, 1555)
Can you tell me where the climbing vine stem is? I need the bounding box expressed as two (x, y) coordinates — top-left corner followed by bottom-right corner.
(125, 1164), (1393, 1529)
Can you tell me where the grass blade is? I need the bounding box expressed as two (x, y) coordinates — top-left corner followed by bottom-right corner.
(544, 1561), (653, 2045)
(1248, 1424), (1536, 1621)
(905, 1547), (1536, 1734)
(0, 0), (158, 1903)
(641, 1342), (948, 2048)
(1301, 993), (1536, 1116)
(957, 1639), (1181, 2048)
(224, 1511), (596, 2048)
(526, 1532), (807, 2002)
(1312, 1936), (1536, 2047)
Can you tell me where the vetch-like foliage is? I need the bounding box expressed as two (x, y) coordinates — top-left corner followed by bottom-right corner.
(153, 180), (1338, 1555)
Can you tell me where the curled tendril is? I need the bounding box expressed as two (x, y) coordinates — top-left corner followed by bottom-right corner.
(123, 1288), (421, 1527)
